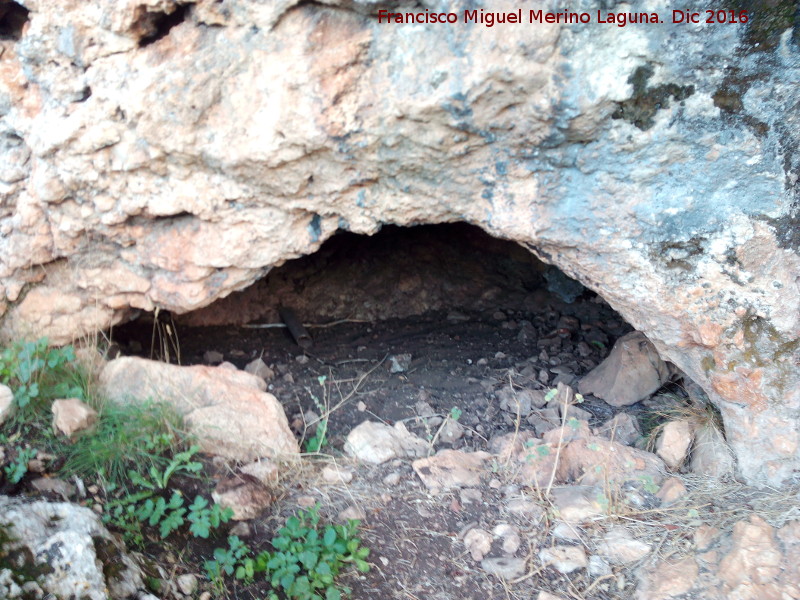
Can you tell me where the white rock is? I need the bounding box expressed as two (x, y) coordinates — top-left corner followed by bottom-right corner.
(244, 357), (275, 382)
(176, 573), (198, 595)
(690, 425), (735, 478)
(656, 419), (694, 469)
(539, 545), (588, 574)
(51, 398), (98, 437)
(464, 528), (493, 561)
(322, 465), (354, 484)
(596, 527), (651, 564)
(0, 384), (15, 425)
(0, 495), (149, 599)
(481, 557), (527, 579)
(345, 421), (427, 464)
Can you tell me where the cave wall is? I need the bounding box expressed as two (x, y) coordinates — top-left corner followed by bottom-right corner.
(0, 0), (798, 485)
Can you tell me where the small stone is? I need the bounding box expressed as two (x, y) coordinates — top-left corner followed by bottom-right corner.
(345, 421), (427, 464)
(493, 523), (521, 555)
(495, 352), (507, 359)
(52, 398), (98, 437)
(296, 354), (310, 365)
(656, 419), (694, 469)
(538, 545), (587, 573)
(493, 311), (507, 320)
(383, 472), (401, 486)
(464, 528), (493, 561)
(506, 498), (545, 522)
(594, 413), (641, 446)
(212, 474), (272, 520)
(322, 465), (354, 484)
(439, 417), (464, 444)
(338, 506), (366, 522)
(388, 353), (412, 373)
(218, 361), (238, 371)
(199, 592), (212, 600)
(656, 477), (688, 505)
(636, 556), (698, 599)
(357, 401), (367, 412)
(240, 459), (279, 485)
(176, 574), (198, 596)
(31, 477), (76, 500)
(229, 521), (252, 537)
(244, 357), (275, 382)
(552, 521), (582, 541)
(477, 358), (489, 366)
(460, 488), (483, 504)
(550, 486), (605, 523)
(689, 425), (735, 478)
(296, 495), (317, 508)
(203, 350), (224, 364)
(412, 450), (490, 493)
(588, 555), (612, 577)
(597, 527), (651, 564)
(537, 593), (568, 600)
(693, 525), (721, 550)
(481, 557), (527, 579)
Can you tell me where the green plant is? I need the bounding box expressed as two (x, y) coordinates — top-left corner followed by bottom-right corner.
(205, 535), (253, 585)
(304, 376), (331, 453)
(187, 496), (234, 538)
(206, 505), (370, 600)
(135, 491), (187, 538)
(127, 445), (202, 490)
(304, 419), (328, 453)
(265, 504), (369, 600)
(449, 406), (462, 421)
(3, 447), (37, 484)
(0, 338), (86, 423)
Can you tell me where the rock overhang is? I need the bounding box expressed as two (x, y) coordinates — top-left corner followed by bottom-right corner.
(0, 0), (798, 485)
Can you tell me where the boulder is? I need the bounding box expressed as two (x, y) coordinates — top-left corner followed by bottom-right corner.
(578, 332), (673, 407)
(99, 357), (299, 461)
(0, 495), (157, 600)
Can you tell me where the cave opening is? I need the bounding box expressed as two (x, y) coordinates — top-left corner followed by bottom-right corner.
(112, 223), (696, 450)
(0, 1), (29, 41)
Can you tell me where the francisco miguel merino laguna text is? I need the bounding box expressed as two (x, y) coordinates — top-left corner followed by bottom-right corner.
(377, 8), (750, 27)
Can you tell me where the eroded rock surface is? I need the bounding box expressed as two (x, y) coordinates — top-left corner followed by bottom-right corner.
(1, 0), (798, 485)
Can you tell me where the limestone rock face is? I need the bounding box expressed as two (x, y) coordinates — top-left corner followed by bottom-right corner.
(0, 0), (798, 485)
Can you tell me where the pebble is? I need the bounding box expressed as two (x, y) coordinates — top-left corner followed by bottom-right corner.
(481, 557), (527, 579)
(176, 574), (198, 596)
(295, 354), (309, 365)
(383, 472), (402, 486)
(322, 465), (354, 484)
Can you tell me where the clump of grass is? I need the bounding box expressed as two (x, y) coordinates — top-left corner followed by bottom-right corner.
(643, 392), (725, 454)
(60, 398), (188, 490)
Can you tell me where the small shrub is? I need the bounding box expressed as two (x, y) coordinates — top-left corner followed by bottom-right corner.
(3, 447), (37, 484)
(205, 504), (370, 600)
(0, 338), (86, 423)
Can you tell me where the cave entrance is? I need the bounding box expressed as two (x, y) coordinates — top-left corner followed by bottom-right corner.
(112, 223), (638, 448)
